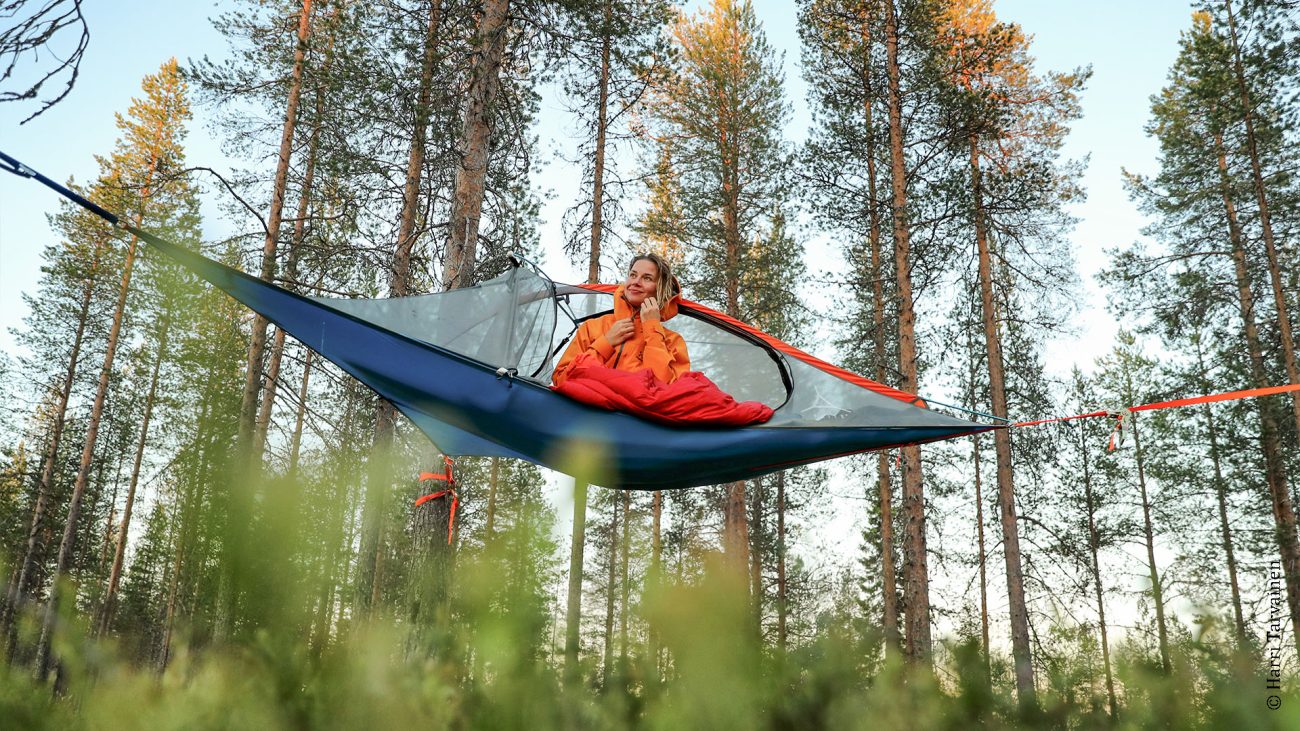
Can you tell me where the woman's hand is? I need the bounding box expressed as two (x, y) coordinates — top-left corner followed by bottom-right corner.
(602, 318), (635, 348)
(640, 296), (661, 322)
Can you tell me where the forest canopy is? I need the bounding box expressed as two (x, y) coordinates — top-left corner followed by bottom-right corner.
(0, 0), (1297, 728)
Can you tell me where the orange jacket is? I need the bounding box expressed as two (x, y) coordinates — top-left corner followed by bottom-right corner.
(552, 285), (691, 386)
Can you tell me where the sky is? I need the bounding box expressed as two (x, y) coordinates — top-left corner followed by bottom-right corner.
(0, 0), (1201, 644)
(1, 0), (1191, 369)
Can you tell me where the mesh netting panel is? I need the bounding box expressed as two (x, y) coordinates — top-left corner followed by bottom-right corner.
(311, 266), (557, 376)
(769, 358), (946, 427)
(550, 289), (969, 430)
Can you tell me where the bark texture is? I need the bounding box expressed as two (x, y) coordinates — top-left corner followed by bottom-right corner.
(884, 0), (930, 662)
(1214, 128), (1300, 653)
(443, 0), (511, 290)
(971, 137), (1035, 701)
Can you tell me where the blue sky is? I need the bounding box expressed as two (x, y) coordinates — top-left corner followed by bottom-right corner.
(1, 0), (1192, 371)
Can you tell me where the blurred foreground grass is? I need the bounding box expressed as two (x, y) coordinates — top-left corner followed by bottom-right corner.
(2, 517), (1297, 730)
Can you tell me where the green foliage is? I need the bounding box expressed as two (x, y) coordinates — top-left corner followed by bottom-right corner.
(5, 525), (1298, 730)
(644, 0), (796, 321)
(556, 0), (675, 277)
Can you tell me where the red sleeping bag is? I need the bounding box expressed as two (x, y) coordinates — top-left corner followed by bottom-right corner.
(553, 353), (774, 427)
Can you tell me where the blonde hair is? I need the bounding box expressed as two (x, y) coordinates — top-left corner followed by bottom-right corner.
(630, 252), (679, 302)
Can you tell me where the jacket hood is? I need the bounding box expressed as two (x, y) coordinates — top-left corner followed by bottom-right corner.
(614, 279), (681, 321)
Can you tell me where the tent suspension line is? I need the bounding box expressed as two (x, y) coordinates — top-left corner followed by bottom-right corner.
(920, 397), (1012, 424)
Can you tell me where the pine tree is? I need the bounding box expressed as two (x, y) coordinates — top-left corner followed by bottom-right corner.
(365, 0), (451, 624)
(881, 0), (933, 662)
(1213, 0), (1300, 440)
(799, 0), (903, 657)
(646, 0), (793, 590)
(1096, 333), (1174, 673)
(157, 241), (249, 668)
(0, 179), (120, 658)
(1060, 369), (1124, 718)
(559, 0), (673, 281)
(443, 0), (513, 290)
(940, 0), (1087, 703)
(34, 58), (195, 681)
(1115, 10), (1300, 654)
(554, 0), (673, 677)
(98, 169), (203, 638)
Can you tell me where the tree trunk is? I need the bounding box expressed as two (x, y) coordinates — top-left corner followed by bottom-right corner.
(565, 15), (611, 660)
(359, 0), (443, 614)
(619, 489), (631, 670)
(717, 40), (750, 580)
(282, 7), (337, 480)
(883, 0), (930, 662)
(602, 494), (617, 687)
(1079, 419), (1117, 720)
(776, 472), (787, 653)
(588, 0), (612, 284)
(237, 0), (315, 455)
(253, 326), (288, 465)
(565, 479), (589, 680)
(394, 0), (443, 298)
(35, 138), (166, 679)
(252, 4), (334, 470)
(358, 414), (394, 616)
(222, 0), (315, 641)
(1214, 128), (1300, 653)
(444, 0), (511, 290)
(310, 375), (354, 657)
(94, 473), (119, 624)
(1205, 405), (1247, 644)
(972, 437), (990, 669)
(652, 491), (662, 574)
(2, 229), (105, 658)
(724, 480), (750, 582)
(158, 485), (185, 671)
(98, 325), (168, 636)
(860, 0), (899, 662)
(159, 393), (210, 671)
(485, 457), (500, 541)
(876, 457), (898, 658)
(1195, 334), (1247, 644)
(970, 136), (1035, 702)
(1130, 413), (1172, 673)
(84, 442), (117, 599)
(287, 349), (313, 477)
(750, 478), (763, 632)
(650, 488), (662, 673)
(1222, 0), (1300, 439)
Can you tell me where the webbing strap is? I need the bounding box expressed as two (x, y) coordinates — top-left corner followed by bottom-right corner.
(414, 456), (458, 545)
(1012, 383), (1300, 449)
(1128, 383), (1300, 413)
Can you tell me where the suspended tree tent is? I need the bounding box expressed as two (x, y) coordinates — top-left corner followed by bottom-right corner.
(2, 152), (993, 489)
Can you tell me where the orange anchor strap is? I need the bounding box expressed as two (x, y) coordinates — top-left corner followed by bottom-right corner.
(1106, 412), (1126, 452)
(1010, 383), (1300, 449)
(1128, 383), (1300, 413)
(415, 456), (459, 545)
(414, 488), (452, 507)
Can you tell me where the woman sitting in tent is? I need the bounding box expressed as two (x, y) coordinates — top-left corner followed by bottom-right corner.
(550, 254), (771, 427)
(551, 252), (690, 387)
